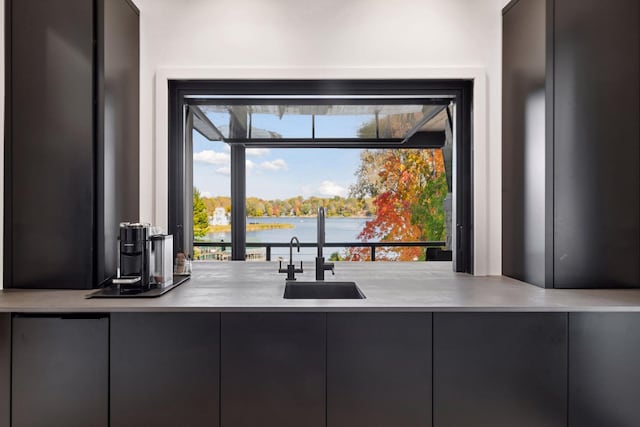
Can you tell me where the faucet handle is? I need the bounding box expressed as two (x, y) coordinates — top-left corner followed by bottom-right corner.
(279, 260), (302, 280)
(278, 260), (288, 274)
(324, 262), (335, 275)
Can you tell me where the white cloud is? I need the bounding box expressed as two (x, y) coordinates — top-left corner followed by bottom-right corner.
(200, 191), (212, 198)
(246, 148), (270, 157)
(194, 150), (229, 165)
(198, 154), (286, 175)
(259, 159), (287, 171)
(215, 167), (230, 176)
(318, 180), (348, 198)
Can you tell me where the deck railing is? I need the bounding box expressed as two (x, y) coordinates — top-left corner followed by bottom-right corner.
(194, 241), (446, 262)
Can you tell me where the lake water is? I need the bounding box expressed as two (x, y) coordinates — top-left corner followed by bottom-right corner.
(204, 217), (372, 261)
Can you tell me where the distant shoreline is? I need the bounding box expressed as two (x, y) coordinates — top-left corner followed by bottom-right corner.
(208, 223), (295, 233)
(207, 216), (372, 233)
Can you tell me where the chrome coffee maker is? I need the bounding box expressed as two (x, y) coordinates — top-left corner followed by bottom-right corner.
(114, 222), (173, 290)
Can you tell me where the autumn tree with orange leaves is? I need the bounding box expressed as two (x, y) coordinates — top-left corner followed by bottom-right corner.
(347, 148), (448, 261)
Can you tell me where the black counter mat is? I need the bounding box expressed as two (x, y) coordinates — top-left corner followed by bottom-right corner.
(86, 275), (190, 298)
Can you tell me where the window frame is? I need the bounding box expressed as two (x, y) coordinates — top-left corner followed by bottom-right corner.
(168, 79), (473, 273)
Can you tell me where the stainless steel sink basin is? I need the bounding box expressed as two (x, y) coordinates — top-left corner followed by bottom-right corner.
(283, 281), (366, 299)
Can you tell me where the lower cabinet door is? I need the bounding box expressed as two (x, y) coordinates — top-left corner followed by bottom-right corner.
(327, 313), (432, 427)
(433, 313), (567, 427)
(12, 315), (109, 427)
(221, 313), (326, 427)
(110, 313), (220, 427)
(0, 314), (11, 427)
(569, 312), (640, 427)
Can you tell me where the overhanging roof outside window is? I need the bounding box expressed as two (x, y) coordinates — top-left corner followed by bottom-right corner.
(190, 100), (451, 148)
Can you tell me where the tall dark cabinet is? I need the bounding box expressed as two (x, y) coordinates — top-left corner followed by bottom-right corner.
(502, 0), (640, 288)
(4, 0), (140, 289)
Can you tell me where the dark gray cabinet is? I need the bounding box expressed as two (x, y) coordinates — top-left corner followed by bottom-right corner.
(569, 313), (640, 426)
(4, 0), (139, 289)
(11, 315), (108, 427)
(110, 313), (220, 427)
(502, 0), (640, 288)
(553, 0), (640, 288)
(221, 313), (326, 427)
(0, 314), (9, 427)
(8, 309), (640, 427)
(502, 0), (549, 287)
(327, 313), (432, 427)
(433, 313), (567, 427)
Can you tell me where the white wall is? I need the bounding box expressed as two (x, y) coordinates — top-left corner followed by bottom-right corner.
(138, 0), (507, 275)
(0, 0), (509, 287)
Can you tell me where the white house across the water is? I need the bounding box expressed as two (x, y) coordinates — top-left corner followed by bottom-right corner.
(210, 207), (229, 226)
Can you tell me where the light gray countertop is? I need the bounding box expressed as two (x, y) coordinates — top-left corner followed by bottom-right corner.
(1, 262), (640, 312)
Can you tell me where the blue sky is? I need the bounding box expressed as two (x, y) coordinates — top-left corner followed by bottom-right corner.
(193, 112), (370, 200)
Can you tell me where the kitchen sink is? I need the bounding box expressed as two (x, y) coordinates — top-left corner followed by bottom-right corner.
(283, 281), (366, 299)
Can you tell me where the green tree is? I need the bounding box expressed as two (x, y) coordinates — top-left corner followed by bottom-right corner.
(193, 188), (209, 240)
(329, 251), (344, 261)
(411, 171), (448, 241)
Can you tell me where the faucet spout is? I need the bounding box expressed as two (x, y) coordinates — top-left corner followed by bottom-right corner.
(289, 236), (300, 266)
(315, 207), (334, 280)
(317, 207), (325, 258)
(279, 236), (303, 281)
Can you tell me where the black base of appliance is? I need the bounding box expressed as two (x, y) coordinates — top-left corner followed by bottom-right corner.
(86, 275), (190, 299)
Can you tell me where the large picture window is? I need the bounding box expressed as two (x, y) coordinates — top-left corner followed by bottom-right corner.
(169, 80), (473, 273)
